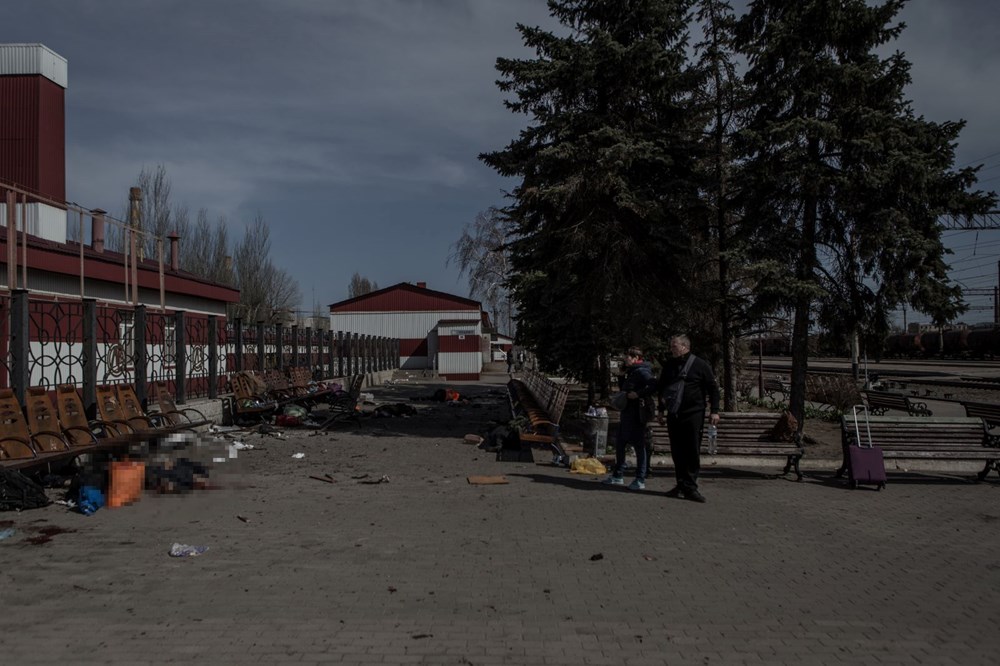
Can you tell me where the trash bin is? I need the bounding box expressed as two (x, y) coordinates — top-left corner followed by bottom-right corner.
(583, 414), (610, 457)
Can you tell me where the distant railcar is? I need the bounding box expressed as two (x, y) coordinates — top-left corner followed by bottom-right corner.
(883, 333), (921, 358)
(967, 328), (1000, 358)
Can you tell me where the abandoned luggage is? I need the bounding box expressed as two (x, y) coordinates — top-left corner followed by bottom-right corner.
(847, 405), (886, 490)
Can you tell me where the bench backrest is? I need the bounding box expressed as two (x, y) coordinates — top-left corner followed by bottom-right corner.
(864, 391), (909, 408)
(96, 384), (131, 428)
(0, 388), (37, 460)
(651, 412), (796, 446)
(842, 416), (986, 450)
(520, 371), (569, 426)
(962, 401), (1000, 427)
(24, 387), (69, 453)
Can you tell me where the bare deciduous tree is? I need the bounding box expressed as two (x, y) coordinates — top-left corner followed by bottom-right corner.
(232, 213), (301, 322)
(448, 206), (515, 335)
(181, 209), (232, 284)
(348, 272), (379, 299)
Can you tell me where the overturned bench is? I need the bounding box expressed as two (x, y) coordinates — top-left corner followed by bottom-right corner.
(837, 415), (999, 482)
(650, 412), (804, 480)
(506, 371), (570, 461)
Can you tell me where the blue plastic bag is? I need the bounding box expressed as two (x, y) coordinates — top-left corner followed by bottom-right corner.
(78, 485), (105, 516)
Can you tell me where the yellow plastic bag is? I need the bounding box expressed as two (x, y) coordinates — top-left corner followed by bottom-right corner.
(569, 457), (607, 475)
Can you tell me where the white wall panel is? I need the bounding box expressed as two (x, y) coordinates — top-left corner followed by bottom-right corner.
(0, 44), (68, 88)
(438, 351), (482, 376)
(329, 310), (478, 339)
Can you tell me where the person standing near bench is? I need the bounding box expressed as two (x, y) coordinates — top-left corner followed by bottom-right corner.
(657, 334), (720, 503)
(602, 347), (658, 490)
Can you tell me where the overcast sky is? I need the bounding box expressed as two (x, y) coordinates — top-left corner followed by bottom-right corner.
(3, 1), (999, 322)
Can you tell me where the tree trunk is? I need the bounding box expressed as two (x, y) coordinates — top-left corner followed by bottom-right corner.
(790, 138), (821, 430)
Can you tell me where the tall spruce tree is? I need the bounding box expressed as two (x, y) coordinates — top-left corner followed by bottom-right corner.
(481, 0), (707, 387)
(692, 0), (744, 408)
(735, 0), (995, 425)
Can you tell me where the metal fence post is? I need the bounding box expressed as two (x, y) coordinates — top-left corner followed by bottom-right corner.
(305, 327), (312, 371)
(175, 310), (187, 404)
(234, 318), (244, 373)
(352, 333), (360, 375)
(275, 322), (284, 370)
(337, 331), (345, 377)
(323, 331), (336, 379)
(9, 290), (29, 403)
(82, 299), (98, 418)
(256, 321), (266, 371)
(291, 324), (299, 368)
(208, 315), (218, 399)
(134, 304), (147, 405)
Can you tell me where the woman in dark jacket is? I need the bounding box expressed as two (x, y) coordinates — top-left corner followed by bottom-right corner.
(602, 347), (658, 490)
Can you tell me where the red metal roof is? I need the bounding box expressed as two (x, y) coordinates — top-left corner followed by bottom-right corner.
(329, 282), (480, 312)
(0, 226), (240, 303)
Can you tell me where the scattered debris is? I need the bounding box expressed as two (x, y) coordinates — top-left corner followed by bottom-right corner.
(590, 553), (604, 561)
(359, 474), (390, 485)
(0, 528), (15, 540)
(291, 453), (306, 459)
(463, 434), (484, 445)
(237, 515), (250, 523)
(169, 543), (209, 558)
(309, 475), (337, 484)
(570, 458), (607, 475)
(387, 586), (397, 593)
(467, 475), (508, 485)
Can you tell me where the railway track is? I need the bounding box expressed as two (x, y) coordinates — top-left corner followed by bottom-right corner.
(748, 358), (1000, 402)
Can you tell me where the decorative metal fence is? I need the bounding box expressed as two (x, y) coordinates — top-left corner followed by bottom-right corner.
(3, 289), (401, 416)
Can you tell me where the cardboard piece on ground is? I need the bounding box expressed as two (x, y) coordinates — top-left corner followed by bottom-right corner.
(467, 475), (509, 485)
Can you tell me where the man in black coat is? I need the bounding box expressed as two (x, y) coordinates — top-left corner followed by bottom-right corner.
(657, 334), (720, 503)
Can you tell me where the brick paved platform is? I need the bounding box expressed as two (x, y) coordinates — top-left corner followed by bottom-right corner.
(1, 377), (998, 664)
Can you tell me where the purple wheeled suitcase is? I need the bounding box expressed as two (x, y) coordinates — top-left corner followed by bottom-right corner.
(847, 405), (886, 490)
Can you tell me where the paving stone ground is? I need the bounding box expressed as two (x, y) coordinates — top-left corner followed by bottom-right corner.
(1, 374), (999, 664)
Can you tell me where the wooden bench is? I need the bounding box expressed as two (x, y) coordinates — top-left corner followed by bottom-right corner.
(506, 371), (570, 459)
(762, 377), (789, 400)
(961, 401), (1000, 446)
(650, 412), (804, 480)
(837, 415), (999, 482)
(1, 386), (143, 472)
(287, 367), (335, 406)
(864, 390), (931, 417)
(223, 372), (278, 426)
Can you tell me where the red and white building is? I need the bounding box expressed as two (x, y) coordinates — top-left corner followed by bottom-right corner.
(1, 43), (240, 393)
(328, 282), (486, 380)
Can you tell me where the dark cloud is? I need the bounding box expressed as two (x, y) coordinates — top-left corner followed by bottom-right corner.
(2, 0), (997, 316)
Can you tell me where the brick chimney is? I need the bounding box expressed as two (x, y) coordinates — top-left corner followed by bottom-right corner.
(416, 281), (426, 289)
(168, 232), (180, 271)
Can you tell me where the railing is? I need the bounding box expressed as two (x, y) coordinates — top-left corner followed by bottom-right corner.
(3, 289), (401, 416)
